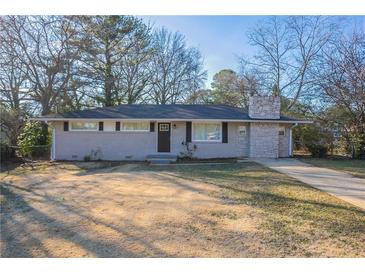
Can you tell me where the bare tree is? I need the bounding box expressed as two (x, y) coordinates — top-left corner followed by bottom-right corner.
(0, 40), (29, 144)
(313, 30), (365, 158)
(243, 17), (293, 95)
(241, 16), (337, 110)
(0, 16), (79, 115)
(0, 45), (29, 111)
(149, 28), (207, 104)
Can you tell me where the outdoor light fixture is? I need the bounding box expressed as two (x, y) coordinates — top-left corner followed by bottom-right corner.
(173, 124), (177, 129)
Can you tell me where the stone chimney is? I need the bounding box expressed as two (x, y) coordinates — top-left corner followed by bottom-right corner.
(248, 96), (281, 119)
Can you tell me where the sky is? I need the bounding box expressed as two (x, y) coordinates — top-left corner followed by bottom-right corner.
(141, 16), (365, 88)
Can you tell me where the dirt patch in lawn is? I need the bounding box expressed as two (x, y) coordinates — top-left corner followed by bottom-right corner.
(1, 163), (264, 257)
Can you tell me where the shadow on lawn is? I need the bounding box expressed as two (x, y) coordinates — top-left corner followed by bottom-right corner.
(0, 183), (168, 258)
(2, 162), (365, 257)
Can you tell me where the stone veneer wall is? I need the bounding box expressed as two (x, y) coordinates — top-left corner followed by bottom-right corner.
(249, 123), (279, 158)
(248, 96), (280, 119)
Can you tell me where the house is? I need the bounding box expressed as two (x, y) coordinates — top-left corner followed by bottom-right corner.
(35, 96), (311, 161)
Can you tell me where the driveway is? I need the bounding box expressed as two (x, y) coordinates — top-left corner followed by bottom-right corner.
(254, 158), (365, 210)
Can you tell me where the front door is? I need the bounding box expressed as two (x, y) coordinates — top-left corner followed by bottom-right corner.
(158, 123), (171, 152)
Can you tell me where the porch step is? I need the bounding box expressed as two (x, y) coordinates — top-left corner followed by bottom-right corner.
(146, 154), (178, 165)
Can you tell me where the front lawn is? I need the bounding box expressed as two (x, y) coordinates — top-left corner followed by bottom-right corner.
(298, 158), (365, 179)
(1, 161), (364, 257)
(140, 162), (365, 257)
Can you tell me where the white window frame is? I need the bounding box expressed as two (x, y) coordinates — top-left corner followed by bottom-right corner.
(159, 124), (169, 131)
(120, 121), (150, 132)
(70, 121), (98, 131)
(192, 122), (222, 142)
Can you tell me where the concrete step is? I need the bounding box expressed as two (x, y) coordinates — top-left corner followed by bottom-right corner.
(146, 154), (178, 165)
(149, 159), (173, 165)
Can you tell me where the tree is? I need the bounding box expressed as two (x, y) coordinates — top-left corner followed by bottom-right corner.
(0, 35), (29, 111)
(294, 122), (332, 157)
(0, 16), (79, 115)
(114, 23), (154, 104)
(313, 30), (365, 159)
(70, 16), (150, 106)
(0, 104), (24, 145)
(185, 89), (214, 104)
(241, 16), (337, 110)
(0, 22), (30, 144)
(210, 69), (249, 107)
(17, 120), (50, 157)
(149, 28), (207, 104)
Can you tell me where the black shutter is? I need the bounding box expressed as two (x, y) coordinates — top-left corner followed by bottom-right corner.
(222, 122), (228, 143)
(99, 121), (104, 131)
(186, 121), (192, 142)
(63, 121), (69, 131)
(150, 122), (155, 132)
(115, 121), (120, 131)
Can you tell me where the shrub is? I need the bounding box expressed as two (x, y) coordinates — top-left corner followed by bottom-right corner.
(294, 123), (331, 157)
(0, 142), (15, 162)
(83, 155), (91, 162)
(179, 141), (197, 160)
(17, 121), (50, 158)
(306, 144), (328, 158)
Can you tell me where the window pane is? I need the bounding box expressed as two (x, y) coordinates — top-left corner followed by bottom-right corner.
(193, 123), (221, 141)
(71, 122), (97, 130)
(121, 122), (149, 131)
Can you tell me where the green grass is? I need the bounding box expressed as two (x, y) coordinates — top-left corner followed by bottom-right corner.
(298, 158), (365, 179)
(135, 162), (365, 257)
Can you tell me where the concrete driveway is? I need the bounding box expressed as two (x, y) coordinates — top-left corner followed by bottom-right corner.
(254, 158), (365, 210)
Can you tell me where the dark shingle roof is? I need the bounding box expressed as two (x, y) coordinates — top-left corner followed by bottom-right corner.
(39, 104), (305, 121)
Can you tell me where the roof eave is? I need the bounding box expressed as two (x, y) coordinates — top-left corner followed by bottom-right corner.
(30, 117), (312, 124)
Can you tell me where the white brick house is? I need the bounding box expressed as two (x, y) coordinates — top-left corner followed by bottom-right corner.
(35, 96), (311, 160)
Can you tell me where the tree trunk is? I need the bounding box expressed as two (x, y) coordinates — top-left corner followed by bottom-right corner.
(104, 61), (113, 106)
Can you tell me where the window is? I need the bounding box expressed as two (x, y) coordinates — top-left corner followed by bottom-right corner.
(159, 124), (169, 131)
(279, 127), (286, 136)
(121, 121), (149, 131)
(193, 122), (221, 142)
(238, 126), (247, 136)
(70, 121), (98, 131)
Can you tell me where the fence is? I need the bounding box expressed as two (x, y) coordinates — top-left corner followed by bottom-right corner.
(1, 144), (51, 162)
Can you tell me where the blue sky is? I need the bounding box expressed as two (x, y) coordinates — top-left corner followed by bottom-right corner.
(141, 16), (365, 88)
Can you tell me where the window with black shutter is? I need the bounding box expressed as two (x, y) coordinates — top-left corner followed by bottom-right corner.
(186, 121), (192, 142)
(64, 121), (69, 131)
(150, 122), (155, 132)
(99, 121), (104, 131)
(222, 122), (228, 143)
(115, 121), (120, 131)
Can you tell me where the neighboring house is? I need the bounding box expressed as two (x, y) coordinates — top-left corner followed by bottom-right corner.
(35, 96), (310, 161)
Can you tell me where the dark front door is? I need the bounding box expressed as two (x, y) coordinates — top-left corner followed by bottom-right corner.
(158, 123), (171, 152)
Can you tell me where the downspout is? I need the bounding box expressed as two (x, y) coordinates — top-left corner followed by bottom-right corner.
(289, 123), (298, 157)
